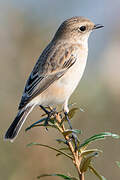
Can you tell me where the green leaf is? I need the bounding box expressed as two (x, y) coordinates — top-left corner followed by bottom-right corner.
(61, 108), (78, 122)
(25, 119), (59, 132)
(56, 148), (72, 157)
(25, 117), (48, 131)
(79, 132), (120, 149)
(49, 117), (57, 124)
(80, 152), (98, 173)
(59, 147), (70, 151)
(56, 153), (63, 157)
(68, 108), (79, 119)
(37, 173), (76, 179)
(80, 149), (102, 157)
(56, 139), (68, 145)
(116, 161), (120, 168)
(68, 103), (84, 112)
(89, 165), (106, 180)
(63, 129), (82, 136)
(26, 123), (58, 131)
(56, 153), (72, 157)
(27, 143), (73, 160)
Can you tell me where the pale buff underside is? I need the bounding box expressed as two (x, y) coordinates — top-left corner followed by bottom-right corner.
(29, 47), (88, 112)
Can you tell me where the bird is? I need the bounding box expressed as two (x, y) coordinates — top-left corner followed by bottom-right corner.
(4, 16), (104, 142)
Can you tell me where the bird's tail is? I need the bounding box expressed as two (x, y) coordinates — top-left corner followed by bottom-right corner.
(4, 105), (34, 142)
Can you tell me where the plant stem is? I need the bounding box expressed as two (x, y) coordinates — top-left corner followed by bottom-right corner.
(79, 173), (84, 180)
(55, 113), (84, 180)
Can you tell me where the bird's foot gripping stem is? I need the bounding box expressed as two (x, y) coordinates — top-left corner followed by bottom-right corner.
(64, 112), (78, 151)
(64, 112), (72, 129)
(25, 106), (57, 132)
(40, 105), (57, 128)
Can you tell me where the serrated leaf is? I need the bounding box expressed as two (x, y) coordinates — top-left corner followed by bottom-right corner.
(63, 129), (82, 136)
(80, 149), (102, 157)
(89, 165), (106, 180)
(80, 152), (98, 173)
(79, 132), (120, 149)
(116, 161), (120, 168)
(37, 173), (74, 179)
(27, 143), (73, 160)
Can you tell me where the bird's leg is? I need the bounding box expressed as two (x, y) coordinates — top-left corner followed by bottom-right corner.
(63, 100), (73, 128)
(39, 105), (51, 126)
(64, 111), (78, 151)
(40, 105), (57, 127)
(64, 112), (72, 129)
(40, 105), (50, 115)
(47, 106), (57, 115)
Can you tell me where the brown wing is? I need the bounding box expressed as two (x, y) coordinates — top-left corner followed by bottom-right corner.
(19, 42), (77, 109)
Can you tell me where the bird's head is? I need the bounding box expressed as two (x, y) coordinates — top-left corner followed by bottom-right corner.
(53, 16), (104, 45)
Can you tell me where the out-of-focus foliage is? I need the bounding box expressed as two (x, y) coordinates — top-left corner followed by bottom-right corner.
(1, 0), (120, 180)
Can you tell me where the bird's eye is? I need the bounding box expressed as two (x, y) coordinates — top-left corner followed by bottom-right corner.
(79, 26), (86, 32)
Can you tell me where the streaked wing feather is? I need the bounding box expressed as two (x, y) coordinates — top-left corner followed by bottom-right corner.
(19, 43), (77, 109)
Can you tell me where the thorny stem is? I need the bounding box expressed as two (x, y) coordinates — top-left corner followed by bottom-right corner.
(55, 113), (84, 180)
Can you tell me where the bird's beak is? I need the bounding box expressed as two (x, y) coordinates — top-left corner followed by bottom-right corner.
(93, 24), (104, 30)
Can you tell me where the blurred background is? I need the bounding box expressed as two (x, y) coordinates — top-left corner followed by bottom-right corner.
(1, 0), (120, 179)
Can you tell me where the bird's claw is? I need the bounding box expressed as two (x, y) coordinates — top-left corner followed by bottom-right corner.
(64, 112), (72, 129)
(40, 105), (57, 130)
